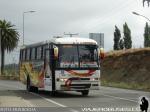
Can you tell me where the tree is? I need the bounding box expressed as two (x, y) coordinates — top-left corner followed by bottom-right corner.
(0, 20), (19, 74)
(144, 22), (150, 47)
(113, 26), (121, 50)
(119, 39), (124, 50)
(143, 0), (150, 7)
(123, 22), (132, 49)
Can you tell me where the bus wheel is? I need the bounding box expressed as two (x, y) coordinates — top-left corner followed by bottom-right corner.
(26, 77), (34, 92)
(51, 91), (56, 96)
(33, 87), (39, 93)
(27, 77), (39, 93)
(81, 90), (89, 96)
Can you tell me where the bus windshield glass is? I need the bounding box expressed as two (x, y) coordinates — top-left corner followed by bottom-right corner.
(56, 45), (99, 68)
(79, 45), (98, 68)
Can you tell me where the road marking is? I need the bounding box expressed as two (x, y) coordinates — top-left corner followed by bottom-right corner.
(30, 92), (67, 107)
(0, 82), (78, 112)
(0, 83), (35, 107)
(102, 94), (137, 103)
(30, 92), (79, 112)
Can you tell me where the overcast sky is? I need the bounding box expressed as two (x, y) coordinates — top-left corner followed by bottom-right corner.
(0, 0), (149, 64)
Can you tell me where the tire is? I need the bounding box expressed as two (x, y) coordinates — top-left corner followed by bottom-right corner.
(33, 87), (39, 93)
(27, 77), (38, 93)
(81, 90), (89, 96)
(51, 91), (56, 96)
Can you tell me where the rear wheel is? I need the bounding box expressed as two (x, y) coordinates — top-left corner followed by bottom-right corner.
(26, 77), (38, 93)
(81, 90), (89, 96)
(50, 91), (56, 96)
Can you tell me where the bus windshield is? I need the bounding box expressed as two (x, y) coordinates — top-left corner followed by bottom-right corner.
(56, 45), (99, 69)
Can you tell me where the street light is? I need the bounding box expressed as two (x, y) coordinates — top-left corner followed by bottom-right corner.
(23, 11), (36, 45)
(132, 11), (150, 22)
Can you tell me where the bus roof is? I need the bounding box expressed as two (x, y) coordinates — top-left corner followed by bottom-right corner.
(52, 37), (97, 45)
(20, 37), (97, 49)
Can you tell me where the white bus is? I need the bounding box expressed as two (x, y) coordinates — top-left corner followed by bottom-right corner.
(19, 37), (104, 96)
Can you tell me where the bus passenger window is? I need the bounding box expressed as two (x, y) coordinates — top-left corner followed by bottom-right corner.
(43, 45), (48, 58)
(31, 48), (35, 60)
(23, 50), (26, 61)
(26, 49), (30, 60)
(37, 46), (42, 59)
(41, 46), (43, 59)
(20, 50), (22, 61)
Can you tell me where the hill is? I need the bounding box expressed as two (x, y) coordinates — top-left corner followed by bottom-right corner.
(101, 48), (150, 91)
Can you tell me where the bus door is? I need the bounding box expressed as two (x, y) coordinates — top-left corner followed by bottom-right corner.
(44, 49), (52, 91)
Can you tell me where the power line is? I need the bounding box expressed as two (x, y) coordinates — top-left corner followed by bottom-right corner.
(79, 0), (136, 33)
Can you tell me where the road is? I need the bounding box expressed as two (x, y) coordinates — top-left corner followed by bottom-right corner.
(0, 80), (149, 112)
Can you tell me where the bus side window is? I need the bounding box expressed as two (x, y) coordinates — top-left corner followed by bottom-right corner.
(31, 48), (35, 60)
(21, 50), (23, 61)
(43, 44), (48, 59)
(37, 46), (42, 60)
(20, 50), (22, 61)
(26, 49), (30, 60)
(22, 50), (24, 61)
(35, 47), (37, 60)
(25, 49), (27, 61)
(41, 46), (43, 59)
(23, 49), (26, 61)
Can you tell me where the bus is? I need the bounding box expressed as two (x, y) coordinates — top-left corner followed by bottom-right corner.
(19, 37), (104, 96)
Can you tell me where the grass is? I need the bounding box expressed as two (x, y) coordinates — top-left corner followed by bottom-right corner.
(0, 69), (19, 80)
(101, 80), (150, 92)
(105, 47), (150, 57)
(101, 48), (150, 92)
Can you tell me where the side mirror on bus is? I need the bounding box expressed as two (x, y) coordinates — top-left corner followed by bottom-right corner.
(54, 47), (59, 60)
(99, 48), (104, 60)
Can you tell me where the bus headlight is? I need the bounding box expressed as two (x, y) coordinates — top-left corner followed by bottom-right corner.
(91, 78), (99, 81)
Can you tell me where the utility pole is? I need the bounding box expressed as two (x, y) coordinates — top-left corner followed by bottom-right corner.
(23, 11), (36, 45)
(64, 32), (78, 37)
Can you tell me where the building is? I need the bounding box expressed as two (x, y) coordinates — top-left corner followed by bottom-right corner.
(89, 33), (104, 48)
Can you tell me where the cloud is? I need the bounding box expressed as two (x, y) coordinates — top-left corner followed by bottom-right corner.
(1, 0), (149, 64)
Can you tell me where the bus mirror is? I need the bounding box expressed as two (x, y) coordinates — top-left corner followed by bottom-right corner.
(99, 48), (104, 60)
(54, 47), (59, 59)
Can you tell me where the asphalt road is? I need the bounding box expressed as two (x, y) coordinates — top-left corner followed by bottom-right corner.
(0, 80), (149, 112)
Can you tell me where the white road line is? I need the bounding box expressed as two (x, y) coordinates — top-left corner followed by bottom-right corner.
(102, 94), (137, 103)
(30, 92), (79, 112)
(0, 82), (79, 112)
(30, 92), (67, 107)
(0, 83), (67, 107)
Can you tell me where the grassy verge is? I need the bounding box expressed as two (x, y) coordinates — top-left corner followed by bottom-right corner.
(101, 80), (150, 92)
(0, 70), (19, 80)
(0, 75), (19, 80)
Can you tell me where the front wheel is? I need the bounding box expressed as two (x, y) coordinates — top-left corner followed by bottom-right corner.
(50, 91), (56, 96)
(81, 90), (89, 96)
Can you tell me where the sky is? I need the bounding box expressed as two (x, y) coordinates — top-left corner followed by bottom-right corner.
(0, 0), (150, 64)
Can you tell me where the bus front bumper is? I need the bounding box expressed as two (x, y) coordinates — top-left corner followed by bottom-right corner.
(56, 81), (100, 91)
